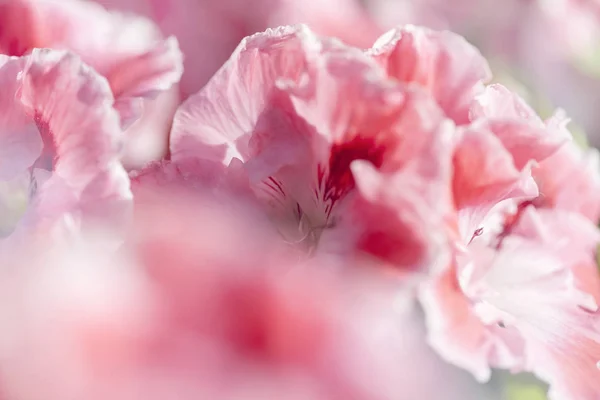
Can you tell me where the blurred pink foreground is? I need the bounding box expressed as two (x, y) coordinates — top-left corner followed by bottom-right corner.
(1, 1), (600, 399)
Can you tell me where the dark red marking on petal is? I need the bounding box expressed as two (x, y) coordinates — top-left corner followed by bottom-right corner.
(267, 177), (286, 197)
(322, 136), (385, 214)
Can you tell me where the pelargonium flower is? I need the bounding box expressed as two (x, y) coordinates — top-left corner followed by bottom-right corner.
(0, 0), (184, 167)
(365, 27), (567, 242)
(0, 187), (420, 400)
(167, 25), (454, 275)
(0, 49), (130, 245)
(372, 26), (600, 399)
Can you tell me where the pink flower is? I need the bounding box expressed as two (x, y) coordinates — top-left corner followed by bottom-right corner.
(169, 25), (453, 274)
(363, 25), (600, 398)
(0, 49), (130, 243)
(0, 0), (184, 167)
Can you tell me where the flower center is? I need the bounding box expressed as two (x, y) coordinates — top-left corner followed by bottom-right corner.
(261, 136), (385, 254)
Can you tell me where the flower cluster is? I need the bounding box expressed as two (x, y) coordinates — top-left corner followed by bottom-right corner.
(1, 1), (600, 399)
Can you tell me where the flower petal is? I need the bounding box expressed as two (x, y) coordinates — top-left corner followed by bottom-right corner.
(420, 260), (527, 383)
(0, 55), (42, 180)
(18, 49), (131, 232)
(369, 25), (492, 125)
(452, 123), (538, 242)
(470, 85), (569, 169)
(170, 25), (321, 164)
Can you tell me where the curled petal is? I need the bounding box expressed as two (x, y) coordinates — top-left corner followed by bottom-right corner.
(470, 85), (569, 168)
(452, 124), (538, 242)
(0, 55), (42, 180)
(536, 141), (600, 222)
(347, 159), (452, 275)
(170, 25), (325, 164)
(369, 25), (492, 124)
(0, 0), (183, 168)
(511, 206), (600, 305)
(0, 0), (183, 111)
(468, 235), (600, 400)
(18, 49), (131, 232)
(420, 261), (527, 382)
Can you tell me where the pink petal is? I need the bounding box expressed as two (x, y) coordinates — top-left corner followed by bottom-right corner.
(474, 236), (600, 400)
(452, 123), (538, 242)
(0, 55), (42, 179)
(347, 159), (452, 275)
(470, 85), (568, 169)
(535, 141), (600, 223)
(0, 0), (182, 107)
(470, 83), (540, 123)
(511, 206), (600, 305)
(170, 25), (321, 165)
(18, 49), (131, 232)
(368, 25), (492, 125)
(0, 0), (183, 167)
(523, 309), (600, 400)
(419, 260), (527, 383)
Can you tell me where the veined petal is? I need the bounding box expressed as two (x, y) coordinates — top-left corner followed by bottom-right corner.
(368, 25), (492, 125)
(472, 236), (600, 400)
(170, 25), (323, 164)
(452, 123), (538, 242)
(419, 260), (527, 383)
(536, 140), (600, 223)
(0, 55), (42, 180)
(0, 0), (183, 110)
(0, 0), (183, 168)
(470, 84), (569, 169)
(17, 49), (131, 233)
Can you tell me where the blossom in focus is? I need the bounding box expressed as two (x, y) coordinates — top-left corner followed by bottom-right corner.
(379, 26), (600, 399)
(0, 0), (184, 167)
(167, 25), (454, 276)
(162, 24), (600, 398)
(0, 49), (130, 246)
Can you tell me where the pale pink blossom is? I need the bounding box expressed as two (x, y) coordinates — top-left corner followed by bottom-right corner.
(0, 0), (184, 167)
(363, 25), (600, 398)
(422, 94), (600, 396)
(364, 28), (567, 242)
(169, 25), (453, 274)
(0, 49), (130, 243)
